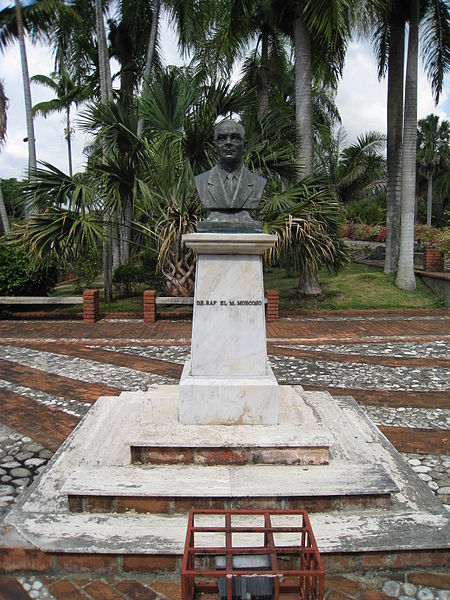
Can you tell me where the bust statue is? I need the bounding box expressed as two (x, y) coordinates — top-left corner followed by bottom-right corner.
(195, 120), (266, 232)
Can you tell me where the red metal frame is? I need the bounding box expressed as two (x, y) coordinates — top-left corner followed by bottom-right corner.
(181, 508), (324, 600)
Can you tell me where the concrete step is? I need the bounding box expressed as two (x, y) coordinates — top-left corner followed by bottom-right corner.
(6, 389), (449, 567)
(7, 509), (450, 558)
(63, 462), (396, 514)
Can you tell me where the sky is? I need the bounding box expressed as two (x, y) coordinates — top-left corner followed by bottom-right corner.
(0, 5), (448, 181)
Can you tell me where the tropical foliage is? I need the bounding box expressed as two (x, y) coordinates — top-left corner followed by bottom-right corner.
(416, 114), (450, 227)
(1, 0), (449, 304)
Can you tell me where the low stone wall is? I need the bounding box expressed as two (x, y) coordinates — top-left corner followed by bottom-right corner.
(418, 273), (450, 308)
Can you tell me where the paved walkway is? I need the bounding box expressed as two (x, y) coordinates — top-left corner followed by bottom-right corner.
(0, 311), (449, 599)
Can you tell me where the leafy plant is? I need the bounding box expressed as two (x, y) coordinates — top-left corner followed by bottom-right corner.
(113, 263), (144, 295)
(344, 197), (386, 225)
(260, 177), (349, 289)
(0, 242), (57, 296)
(414, 224), (440, 244)
(433, 227), (450, 258)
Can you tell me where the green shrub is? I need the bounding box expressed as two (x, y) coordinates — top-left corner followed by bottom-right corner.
(345, 198), (386, 225)
(414, 224), (440, 245)
(0, 243), (58, 296)
(139, 248), (158, 280)
(113, 263), (144, 295)
(434, 227), (450, 258)
(74, 245), (101, 291)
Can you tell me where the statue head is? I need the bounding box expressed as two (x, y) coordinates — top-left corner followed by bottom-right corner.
(213, 119), (246, 172)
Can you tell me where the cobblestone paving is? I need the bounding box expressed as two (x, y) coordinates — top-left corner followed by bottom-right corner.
(0, 424), (52, 519)
(0, 345), (176, 388)
(93, 344), (191, 365)
(0, 314), (448, 598)
(362, 405), (450, 429)
(280, 340), (450, 359)
(0, 379), (90, 418)
(271, 355), (449, 391)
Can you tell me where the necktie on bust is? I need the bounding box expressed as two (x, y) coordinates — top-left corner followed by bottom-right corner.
(224, 172), (237, 198)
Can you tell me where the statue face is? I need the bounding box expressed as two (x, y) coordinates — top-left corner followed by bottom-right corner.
(214, 121), (246, 170)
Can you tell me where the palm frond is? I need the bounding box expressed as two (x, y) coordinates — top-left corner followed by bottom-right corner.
(12, 206), (103, 261)
(420, 0), (450, 103)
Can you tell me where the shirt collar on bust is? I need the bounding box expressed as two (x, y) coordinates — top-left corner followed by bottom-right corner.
(218, 164), (243, 181)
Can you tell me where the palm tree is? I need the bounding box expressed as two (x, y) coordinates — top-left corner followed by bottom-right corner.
(315, 127), (386, 204)
(417, 114), (450, 226)
(0, 79), (10, 234)
(0, 0), (76, 217)
(259, 178), (350, 296)
(288, 0), (352, 178)
(205, 0), (291, 120)
(396, 0), (419, 291)
(262, 0), (352, 297)
(371, 0), (450, 276)
(31, 70), (92, 176)
(14, 162), (103, 262)
(15, 0), (36, 218)
(95, 0), (114, 303)
(371, 1), (407, 274)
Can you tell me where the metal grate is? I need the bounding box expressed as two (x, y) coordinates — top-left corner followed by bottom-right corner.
(181, 509), (324, 600)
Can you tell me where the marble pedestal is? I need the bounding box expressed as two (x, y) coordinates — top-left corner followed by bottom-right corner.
(179, 233), (278, 425)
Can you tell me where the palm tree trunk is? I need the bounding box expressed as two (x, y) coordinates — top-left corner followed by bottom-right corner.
(426, 174), (433, 226)
(112, 219), (121, 270)
(257, 31), (269, 120)
(15, 0), (37, 219)
(396, 0), (419, 291)
(66, 106), (73, 177)
(295, 9), (321, 297)
(137, 0), (161, 137)
(0, 184), (10, 235)
(121, 204), (132, 264)
(294, 11), (313, 178)
(297, 268), (322, 298)
(96, 0), (114, 303)
(384, 17), (404, 275)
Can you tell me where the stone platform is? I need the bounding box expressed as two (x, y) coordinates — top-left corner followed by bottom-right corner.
(4, 385), (449, 571)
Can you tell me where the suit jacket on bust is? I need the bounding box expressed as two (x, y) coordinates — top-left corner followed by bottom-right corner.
(195, 165), (266, 210)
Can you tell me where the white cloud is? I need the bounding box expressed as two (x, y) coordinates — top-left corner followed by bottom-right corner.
(337, 41), (449, 142)
(336, 43), (387, 139)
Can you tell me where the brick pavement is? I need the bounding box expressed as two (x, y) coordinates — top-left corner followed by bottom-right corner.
(0, 310), (448, 598)
(0, 313), (448, 457)
(2, 571), (450, 600)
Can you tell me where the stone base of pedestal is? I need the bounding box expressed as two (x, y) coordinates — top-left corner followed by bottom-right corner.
(179, 360), (278, 425)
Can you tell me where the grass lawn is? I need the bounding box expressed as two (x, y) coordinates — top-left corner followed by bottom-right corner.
(49, 262), (445, 315)
(264, 262), (445, 312)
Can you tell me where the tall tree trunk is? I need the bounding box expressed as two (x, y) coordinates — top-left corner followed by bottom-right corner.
(121, 204), (132, 264)
(426, 173), (433, 226)
(15, 0), (37, 219)
(384, 17), (405, 275)
(137, 0), (160, 137)
(112, 219), (121, 270)
(96, 0), (114, 303)
(65, 106), (73, 177)
(257, 31), (269, 120)
(295, 11), (321, 297)
(396, 0), (419, 291)
(295, 12), (313, 178)
(297, 270), (322, 298)
(0, 184), (10, 235)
